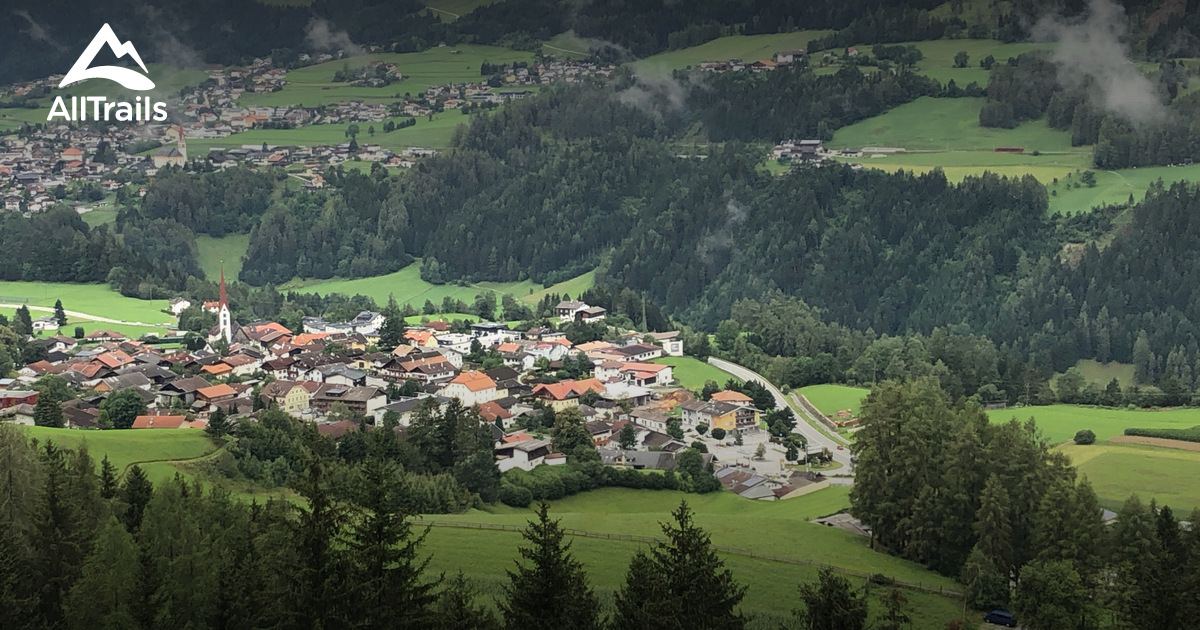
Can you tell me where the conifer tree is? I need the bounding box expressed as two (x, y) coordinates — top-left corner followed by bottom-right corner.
(205, 406), (231, 439)
(434, 573), (499, 630)
(346, 457), (439, 628)
(973, 474), (1013, 577)
(288, 456), (349, 628)
(379, 294), (405, 351)
(792, 567), (868, 630)
(63, 517), (138, 630)
(98, 456), (118, 500)
(53, 300), (67, 327)
(501, 503), (599, 630)
(613, 501), (746, 629)
(32, 396), (62, 428)
(118, 465), (153, 533)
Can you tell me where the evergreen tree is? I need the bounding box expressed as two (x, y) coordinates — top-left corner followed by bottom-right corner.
(1107, 495), (1160, 629)
(613, 501), (746, 629)
(379, 294), (405, 351)
(973, 474), (1013, 576)
(53, 300), (67, 327)
(961, 546), (1009, 610)
(133, 478), (217, 628)
(118, 465), (153, 533)
(346, 457), (439, 628)
(13, 306), (32, 337)
(501, 502), (599, 630)
(287, 457), (349, 628)
(792, 567), (868, 630)
(619, 423), (638, 450)
(878, 588), (911, 630)
(32, 396), (63, 428)
(1013, 559), (1090, 630)
(434, 573), (500, 630)
(63, 517), (139, 630)
(98, 456), (118, 500)
(206, 406), (231, 439)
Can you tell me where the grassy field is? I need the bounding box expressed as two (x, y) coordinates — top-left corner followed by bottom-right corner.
(0, 281), (172, 325)
(195, 234), (251, 282)
(241, 45), (536, 108)
(632, 31), (834, 73)
(0, 308), (166, 340)
(542, 31), (594, 59)
(798, 384), (870, 416)
(1053, 359), (1137, 390)
(184, 111), (467, 154)
(651, 356), (739, 390)
(988, 405), (1200, 444)
(286, 262), (594, 310)
(1047, 164), (1200, 214)
(23, 426), (215, 481)
(418, 488), (965, 626)
(908, 39), (1055, 86)
(80, 208), (119, 227)
(1059, 441), (1200, 512)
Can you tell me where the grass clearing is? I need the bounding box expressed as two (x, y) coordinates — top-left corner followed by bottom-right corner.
(424, 0), (496, 21)
(195, 234), (251, 282)
(1047, 164), (1200, 214)
(988, 404), (1200, 444)
(909, 39), (1055, 87)
(80, 208), (119, 227)
(798, 384), (869, 416)
(1058, 441), (1200, 512)
(651, 356), (738, 390)
(631, 31), (834, 74)
(1052, 359), (1137, 390)
(520, 270), (595, 305)
(241, 45), (536, 108)
(23, 426), (215, 481)
(0, 281), (172, 325)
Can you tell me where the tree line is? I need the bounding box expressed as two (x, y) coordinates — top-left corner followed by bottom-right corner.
(851, 378), (1200, 629)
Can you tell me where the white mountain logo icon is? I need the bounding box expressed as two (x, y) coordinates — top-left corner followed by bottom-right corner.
(59, 24), (155, 91)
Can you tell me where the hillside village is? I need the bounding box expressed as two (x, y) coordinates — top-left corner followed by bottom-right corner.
(1, 278), (824, 501)
(0, 53), (615, 208)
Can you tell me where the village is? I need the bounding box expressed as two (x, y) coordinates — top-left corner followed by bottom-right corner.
(0, 52), (616, 209)
(0, 274), (829, 502)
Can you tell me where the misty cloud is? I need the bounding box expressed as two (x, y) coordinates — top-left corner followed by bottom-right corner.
(616, 72), (686, 118)
(1033, 0), (1165, 124)
(305, 18), (363, 55)
(13, 10), (61, 49)
(697, 194), (750, 265)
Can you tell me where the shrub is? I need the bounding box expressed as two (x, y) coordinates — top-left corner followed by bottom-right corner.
(499, 483), (533, 508)
(711, 428), (726, 440)
(1073, 429), (1096, 445)
(1124, 426), (1200, 443)
(696, 424), (708, 435)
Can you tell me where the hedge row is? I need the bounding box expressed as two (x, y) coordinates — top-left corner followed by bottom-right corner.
(1123, 426), (1200, 443)
(499, 463), (684, 507)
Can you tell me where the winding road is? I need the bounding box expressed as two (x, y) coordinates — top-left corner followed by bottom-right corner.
(707, 357), (855, 471)
(0, 303), (172, 328)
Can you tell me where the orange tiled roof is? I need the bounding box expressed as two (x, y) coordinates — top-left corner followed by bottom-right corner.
(450, 370), (497, 392)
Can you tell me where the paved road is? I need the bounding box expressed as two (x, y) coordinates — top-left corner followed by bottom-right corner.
(0, 303), (170, 328)
(707, 357), (854, 469)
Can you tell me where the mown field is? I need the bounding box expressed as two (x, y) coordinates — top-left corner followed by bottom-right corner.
(23, 426), (215, 481)
(631, 31), (834, 73)
(196, 234), (251, 283)
(907, 39), (1055, 86)
(283, 261), (595, 310)
(241, 45), (536, 108)
(1051, 359), (1138, 390)
(1059, 441), (1200, 512)
(989, 405), (1200, 444)
(798, 384), (870, 416)
(424, 0), (496, 21)
(651, 356), (738, 390)
(419, 487), (965, 627)
(1047, 163), (1200, 214)
(0, 281), (172, 325)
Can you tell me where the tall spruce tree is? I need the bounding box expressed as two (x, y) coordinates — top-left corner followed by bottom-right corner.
(346, 457), (439, 628)
(118, 465), (153, 534)
(378, 294), (405, 351)
(32, 396), (63, 428)
(792, 568), (868, 630)
(53, 300), (67, 327)
(613, 501), (746, 629)
(501, 502), (599, 630)
(63, 517), (138, 630)
(206, 406), (231, 439)
(288, 456), (350, 629)
(434, 573), (500, 630)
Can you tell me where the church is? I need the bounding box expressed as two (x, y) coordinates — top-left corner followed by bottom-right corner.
(152, 125), (188, 169)
(206, 269), (238, 346)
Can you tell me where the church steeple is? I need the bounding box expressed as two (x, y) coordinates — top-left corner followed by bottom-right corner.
(218, 267), (232, 344)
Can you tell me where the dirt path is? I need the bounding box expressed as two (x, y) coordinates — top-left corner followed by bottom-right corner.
(1110, 435), (1200, 452)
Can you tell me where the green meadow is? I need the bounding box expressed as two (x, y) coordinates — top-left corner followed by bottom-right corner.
(798, 384), (870, 416)
(184, 110), (467, 154)
(907, 39), (1055, 86)
(651, 356), (738, 390)
(241, 45), (536, 108)
(1047, 163), (1200, 214)
(631, 31), (834, 73)
(1060, 441), (1200, 512)
(196, 234), (251, 282)
(989, 405), (1200, 444)
(1051, 359), (1138, 390)
(23, 426), (215, 480)
(425, 0), (496, 21)
(420, 488), (965, 626)
(0, 281), (172, 325)
(282, 261), (595, 310)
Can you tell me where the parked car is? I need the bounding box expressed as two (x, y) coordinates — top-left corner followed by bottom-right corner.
(983, 610), (1017, 627)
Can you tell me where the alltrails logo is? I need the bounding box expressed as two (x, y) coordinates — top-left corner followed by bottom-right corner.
(47, 24), (168, 122)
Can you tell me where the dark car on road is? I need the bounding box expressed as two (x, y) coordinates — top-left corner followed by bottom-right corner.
(984, 610), (1017, 627)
